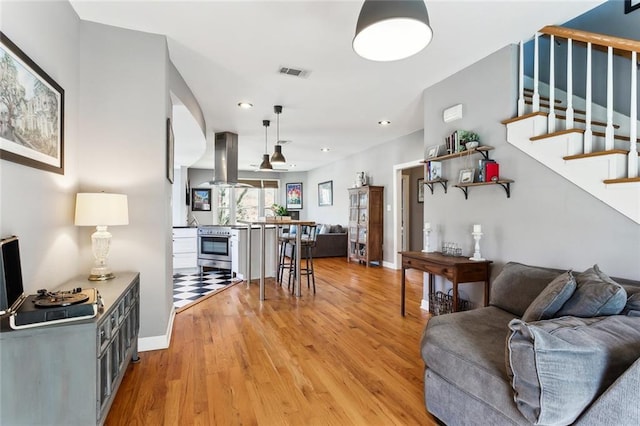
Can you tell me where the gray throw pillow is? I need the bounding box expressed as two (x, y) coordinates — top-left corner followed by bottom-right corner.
(521, 271), (576, 322)
(507, 316), (640, 425)
(623, 293), (640, 315)
(556, 265), (627, 317)
(490, 262), (566, 317)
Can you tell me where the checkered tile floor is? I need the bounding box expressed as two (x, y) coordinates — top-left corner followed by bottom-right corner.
(173, 269), (237, 309)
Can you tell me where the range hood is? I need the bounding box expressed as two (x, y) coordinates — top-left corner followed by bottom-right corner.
(208, 131), (239, 186)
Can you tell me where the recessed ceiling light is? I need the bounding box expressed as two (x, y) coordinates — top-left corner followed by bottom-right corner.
(288, 164), (296, 168)
(237, 102), (253, 109)
(320, 147), (330, 152)
(378, 120), (391, 126)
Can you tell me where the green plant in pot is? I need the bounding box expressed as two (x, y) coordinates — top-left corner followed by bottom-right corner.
(459, 130), (480, 150)
(271, 203), (289, 217)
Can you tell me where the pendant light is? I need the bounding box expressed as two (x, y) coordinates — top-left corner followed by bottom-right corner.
(259, 120), (273, 170)
(271, 105), (286, 164)
(353, 0), (433, 62)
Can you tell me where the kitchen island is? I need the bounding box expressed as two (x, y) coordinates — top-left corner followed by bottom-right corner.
(238, 219), (315, 300)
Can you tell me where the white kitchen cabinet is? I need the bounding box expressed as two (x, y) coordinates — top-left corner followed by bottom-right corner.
(172, 227), (197, 271)
(231, 227), (275, 280)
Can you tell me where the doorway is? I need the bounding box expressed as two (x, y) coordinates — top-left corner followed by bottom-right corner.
(392, 159), (424, 269)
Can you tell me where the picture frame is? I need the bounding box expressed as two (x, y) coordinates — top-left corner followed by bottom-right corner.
(458, 168), (476, 184)
(191, 188), (211, 211)
(285, 182), (303, 210)
(417, 178), (424, 203)
(0, 31), (65, 174)
(166, 117), (174, 184)
(426, 144), (441, 159)
(428, 161), (442, 181)
(625, 0), (640, 14)
(318, 180), (333, 206)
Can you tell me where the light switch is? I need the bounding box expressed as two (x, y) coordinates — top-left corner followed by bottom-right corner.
(386, 204), (391, 211)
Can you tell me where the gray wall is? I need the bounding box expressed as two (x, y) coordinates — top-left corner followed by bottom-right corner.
(298, 130), (424, 263)
(1, 1), (81, 289)
(2, 2), (178, 340)
(77, 21), (173, 339)
(423, 45), (640, 306)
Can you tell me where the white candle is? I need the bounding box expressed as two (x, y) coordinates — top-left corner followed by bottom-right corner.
(424, 222), (431, 231)
(473, 224), (482, 233)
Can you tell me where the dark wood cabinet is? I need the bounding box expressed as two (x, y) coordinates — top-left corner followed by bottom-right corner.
(348, 186), (384, 266)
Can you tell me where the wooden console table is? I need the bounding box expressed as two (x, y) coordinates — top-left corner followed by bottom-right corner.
(400, 251), (492, 316)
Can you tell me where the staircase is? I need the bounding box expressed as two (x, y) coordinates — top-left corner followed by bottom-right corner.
(502, 26), (640, 224)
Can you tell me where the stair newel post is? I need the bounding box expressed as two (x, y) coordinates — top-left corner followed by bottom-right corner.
(548, 35), (556, 133)
(565, 38), (574, 129)
(533, 33), (540, 112)
(605, 46), (615, 151)
(584, 42), (593, 154)
(517, 40), (525, 116)
(629, 50), (638, 178)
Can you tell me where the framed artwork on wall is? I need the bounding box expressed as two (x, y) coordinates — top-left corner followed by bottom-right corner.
(0, 32), (65, 174)
(318, 180), (333, 206)
(166, 118), (174, 184)
(167, 118), (175, 183)
(191, 188), (211, 211)
(285, 182), (303, 210)
(417, 178), (424, 203)
(625, 0), (640, 14)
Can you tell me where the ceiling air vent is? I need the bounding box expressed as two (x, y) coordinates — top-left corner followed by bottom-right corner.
(278, 66), (309, 78)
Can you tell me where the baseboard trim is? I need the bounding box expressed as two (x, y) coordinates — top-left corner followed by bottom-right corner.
(137, 307), (176, 352)
(382, 260), (396, 269)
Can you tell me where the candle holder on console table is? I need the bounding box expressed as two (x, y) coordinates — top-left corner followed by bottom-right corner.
(422, 222), (432, 252)
(470, 231), (485, 261)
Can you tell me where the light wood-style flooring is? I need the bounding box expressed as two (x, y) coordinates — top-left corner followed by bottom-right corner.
(106, 257), (437, 425)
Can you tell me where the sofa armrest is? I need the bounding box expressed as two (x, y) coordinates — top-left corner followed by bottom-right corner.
(575, 356), (640, 425)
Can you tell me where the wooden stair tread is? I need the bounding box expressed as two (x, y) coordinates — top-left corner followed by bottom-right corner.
(524, 99), (587, 115)
(603, 177), (640, 184)
(592, 130), (640, 143)
(523, 88), (562, 104)
(563, 149), (630, 161)
(530, 128), (584, 141)
(555, 114), (620, 129)
(501, 112), (547, 125)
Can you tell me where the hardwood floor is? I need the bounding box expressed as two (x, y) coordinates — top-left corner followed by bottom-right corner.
(106, 257), (437, 425)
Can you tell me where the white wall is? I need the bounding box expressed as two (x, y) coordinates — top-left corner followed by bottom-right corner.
(77, 21), (173, 339)
(302, 130), (424, 263)
(422, 45), (640, 306)
(0, 1), (81, 290)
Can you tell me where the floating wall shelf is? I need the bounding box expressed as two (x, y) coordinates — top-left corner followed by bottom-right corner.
(453, 179), (514, 199)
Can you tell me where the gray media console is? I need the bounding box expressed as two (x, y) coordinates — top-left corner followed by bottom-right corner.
(0, 271), (140, 425)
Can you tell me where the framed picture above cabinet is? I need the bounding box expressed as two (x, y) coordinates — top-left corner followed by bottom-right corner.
(191, 188), (211, 211)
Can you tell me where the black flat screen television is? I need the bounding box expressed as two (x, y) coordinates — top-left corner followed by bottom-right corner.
(0, 236), (25, 315)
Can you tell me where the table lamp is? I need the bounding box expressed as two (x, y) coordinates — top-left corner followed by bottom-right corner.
(74, 193), (129, 281)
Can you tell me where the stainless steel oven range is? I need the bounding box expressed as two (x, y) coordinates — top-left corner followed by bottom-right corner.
(197, 226), (232, 272)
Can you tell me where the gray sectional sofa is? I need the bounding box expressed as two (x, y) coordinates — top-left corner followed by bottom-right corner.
(420, 262), (640, 425)
(284, 224), (347, 258)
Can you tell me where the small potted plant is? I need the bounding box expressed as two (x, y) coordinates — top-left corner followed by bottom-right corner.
(459, 130), (480, 150)
(270, 204), (290, 220)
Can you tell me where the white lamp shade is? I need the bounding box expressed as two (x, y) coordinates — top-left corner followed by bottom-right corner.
(75, 193), (129, 226)
(353, 0), (433, 62)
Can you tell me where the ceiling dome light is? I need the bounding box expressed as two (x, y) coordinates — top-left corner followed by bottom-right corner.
(353, 0), (432, 62)
(237, 102), (253, 109)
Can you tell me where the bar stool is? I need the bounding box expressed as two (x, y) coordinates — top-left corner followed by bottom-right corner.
(287, 225), (318, 294)
(277, 225), (295, 285)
